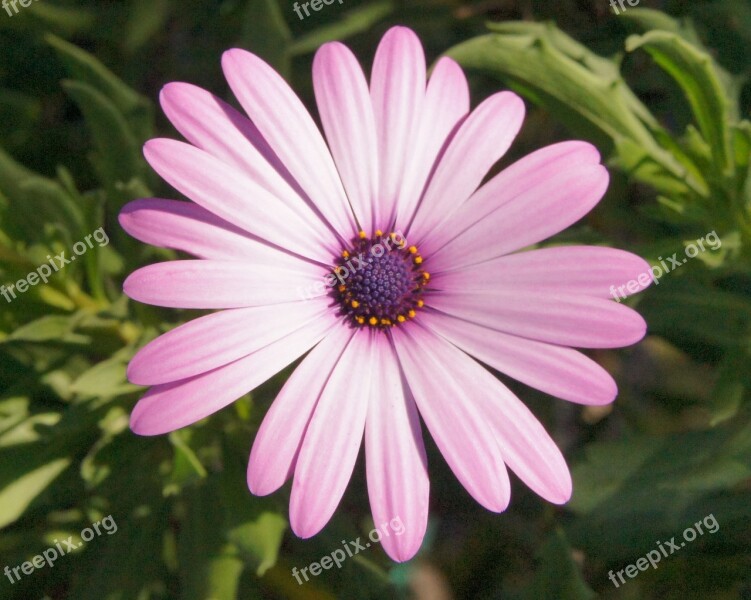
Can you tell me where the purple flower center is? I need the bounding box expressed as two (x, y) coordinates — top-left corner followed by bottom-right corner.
(331, 231), (429, 328)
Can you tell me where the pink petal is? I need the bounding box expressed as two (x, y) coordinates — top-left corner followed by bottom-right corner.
(248, 322), (354, 496)
(395, 56), (469, 226)
(222, 49), (356, 239)
(432, 246), (653, 297)
(422, 311), (617, 405)
(392, 325), (510, 512)
(422, 141), (602, 258)
(290, 329), (373, 538)
(428, 290), (647, 349)
(127, 298), (330, 386)
(313, 42), (378, 233)
(129, 314), (334, 435)
(144, 138), (335, 262)
(408, 92), (525, 241)
(123, 260), (326, 308)
(365, 335), (429, 562)
(160, 82), (311, 214)
(427, 166), (609, 272)
(370, 26), (426, 227)
(419, 332), (572, 503)
(119, 198), (309, 263)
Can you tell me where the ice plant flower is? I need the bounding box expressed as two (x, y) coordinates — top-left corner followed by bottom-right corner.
(120, 26), (651, 562)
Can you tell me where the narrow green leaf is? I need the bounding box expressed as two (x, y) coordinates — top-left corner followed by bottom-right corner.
(46, 34), (154, 140)
(0, 457), (70, 529)
(61, 80), (142, 189)
(626, 31), (734, 173)
(446, 22), (689, 191)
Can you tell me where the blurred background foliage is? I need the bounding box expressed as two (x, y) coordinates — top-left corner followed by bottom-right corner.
(1, 0), (750, 598)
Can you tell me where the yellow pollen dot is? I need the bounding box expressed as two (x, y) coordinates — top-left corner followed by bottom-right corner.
(417, 299), (424, 308)
(423, 272), (431, 280)
(408, 309), (416, 318)
(342, 250), (350, 258)
(358, 230), (367, 239)
(338, 285), (346, 293)
(414, 256), (423, 264)
(381, 318), (392, 326)
(356, 316), (365, 324)
(369, 316), (378, 326)
(375, 229), (383, 237)
(351, 300), (360, 308)
(397, 315), (406, 323)
(408, 246), (418, 254)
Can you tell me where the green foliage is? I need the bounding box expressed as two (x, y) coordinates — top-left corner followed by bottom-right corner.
(0, 1), (750, 599)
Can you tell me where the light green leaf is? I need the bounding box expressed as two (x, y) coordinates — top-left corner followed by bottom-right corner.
(0, 457), (70, 529)
(229, 512), (287, 576)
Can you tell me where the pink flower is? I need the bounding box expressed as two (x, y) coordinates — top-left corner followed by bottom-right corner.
(120, 26), (651, 562)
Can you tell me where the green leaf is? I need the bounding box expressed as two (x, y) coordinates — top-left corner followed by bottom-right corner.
(241, 0), (293, 79)
(6, 315), (88, 344)
(61, 80), (143, 190)
(27, 2), (96, 35)
(0, 456), (70, 529)
(524, 529), (596, 600)
(567, 416), (751, 559)
(445, 22), (690, 192)
(638, 284), (751, 347)
(70, 354), (138, 399)
(288, 1), (395, 56)
(626, 31), (735, 173)
(229, 512), (287, 576)
(46, 34), (154, 140)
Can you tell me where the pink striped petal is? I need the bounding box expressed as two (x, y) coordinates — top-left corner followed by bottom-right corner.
(290, 329), (373, 537)
(370, 26), (426, 227)
(393, 325), (510, 512)
(119, 198), (313, 264)
(415, 332), (571, 503)
(222, 49), (356, 239)
(395, 57), (469, 226)
(144, 139), (335, 261)
(428, 290), (647, 349)
(130, 314), (334, 435)
(432, 246), (653, 298)
(248, 322), (354, 496)
(313, 42), (378, 233)
(365, 335), (429, 562)
(428, 163), (609, 272)
(408, 92), (525, 241)
(422, 311), (617, 405)
(160, 82), (326, 226)
(127, 298), (330, 385)
(124, 260), (326, 309)
(422, 141), (601, 258)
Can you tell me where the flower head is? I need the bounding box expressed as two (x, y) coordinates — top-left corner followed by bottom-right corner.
(120, 26), (651, 562)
